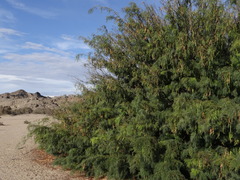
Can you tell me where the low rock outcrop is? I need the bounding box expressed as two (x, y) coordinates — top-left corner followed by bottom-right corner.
(0, 89), (79, 115)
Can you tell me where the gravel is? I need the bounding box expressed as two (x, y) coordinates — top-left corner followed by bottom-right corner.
(0, 114), (88, 180)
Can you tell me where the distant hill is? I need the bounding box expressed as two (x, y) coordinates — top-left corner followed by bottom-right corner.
(0, 89), (79, 115)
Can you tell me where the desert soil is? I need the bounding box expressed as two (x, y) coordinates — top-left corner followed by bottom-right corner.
(0, 114), (88, 180)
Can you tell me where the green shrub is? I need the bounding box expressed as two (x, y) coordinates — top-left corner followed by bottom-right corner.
(30, 1), (240, 179)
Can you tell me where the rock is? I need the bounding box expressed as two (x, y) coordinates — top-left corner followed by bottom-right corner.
(11, 89), (29, 98)
(33, 92), (45, 98)
(0, 89), (79, 115)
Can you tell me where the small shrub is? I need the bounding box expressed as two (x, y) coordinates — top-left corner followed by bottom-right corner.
(33, 108), (54, 115)
(0, 106), (12, 115)
(13, 107), (33, 115)
(24, 120), (30, 124)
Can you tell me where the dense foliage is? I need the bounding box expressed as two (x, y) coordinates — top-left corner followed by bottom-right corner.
(29, 0), (240, 179)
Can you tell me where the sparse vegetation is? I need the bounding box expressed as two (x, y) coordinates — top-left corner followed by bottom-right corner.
(0, 106), (34, 116)
(32, 108), (52, 115)
(13, 107), (33, 115)
(24, 120), (30, 124)
(0, 106), (12, 115)
(29, 0), (240, 179)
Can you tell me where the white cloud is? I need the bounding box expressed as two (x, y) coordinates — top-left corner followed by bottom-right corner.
(0, 28), (24, 38)
(6, 0), (57, 19)
(0, 33), (90, 96)
(0, 38), (21, 55)
(0, 74), (78, 96)
(22, 42), (51, 50)
(0, 48), (14, 54)
(3, 52), (74, 64)
(0, 74), (74, 85)
(55, 41), (90, 51)
(0, 50), (88, 95)
(61, 34), (73, 41)
(54, 34), (90, 51)
(22, 42), (69, 55)
(35, 77), (73, 85)
(0, 83), (19, 93)
(0, 74), (26, 82)
(0, 28), (23, 54)
(0, 8), (16, 24)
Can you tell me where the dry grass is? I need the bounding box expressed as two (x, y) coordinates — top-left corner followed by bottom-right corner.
(30, 148), (103, 180)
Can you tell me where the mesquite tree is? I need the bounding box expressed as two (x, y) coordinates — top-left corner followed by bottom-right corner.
(30, 0), (240, 179)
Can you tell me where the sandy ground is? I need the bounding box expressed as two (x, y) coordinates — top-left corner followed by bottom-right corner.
(0, 114), (89, 180)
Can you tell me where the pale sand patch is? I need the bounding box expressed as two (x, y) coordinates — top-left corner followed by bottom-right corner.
(0, 114), (89, 180)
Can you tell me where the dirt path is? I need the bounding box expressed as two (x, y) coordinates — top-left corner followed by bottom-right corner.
(0, 114), (87, 180)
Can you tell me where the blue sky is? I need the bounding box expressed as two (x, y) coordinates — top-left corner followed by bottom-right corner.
(0, 0), (158, 96)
